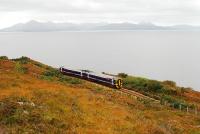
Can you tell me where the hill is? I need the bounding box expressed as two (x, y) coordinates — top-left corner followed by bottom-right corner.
(120, 73), (200, 110)
(0, 56), (200, 134)
(1, 20), (200, 32)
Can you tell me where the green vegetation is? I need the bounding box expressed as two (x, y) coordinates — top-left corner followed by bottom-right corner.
(123, 76), (148, 91)
(41, 68), (82, 85)
(59, 76), (82, 85)
(122, 75), (184, 96)
(123, 76), (166, 94)
(10, 56), (83, 86)
(15, 62), (28, 74)
(42, 68), (61, 77)
(122, 75), (197, 111)
(118, 73), (128, 78)
(33, 62), (45, 68)
(12, 56), (31, 64)
(0, 90), (85, 133)
(0, 56), (8, 60)
(161, 95), (188, 109)
(162, 80), (176, 87)
(0, 96), (34, 125)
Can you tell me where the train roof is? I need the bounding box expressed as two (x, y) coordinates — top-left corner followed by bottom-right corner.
(89, 72), (115, 79)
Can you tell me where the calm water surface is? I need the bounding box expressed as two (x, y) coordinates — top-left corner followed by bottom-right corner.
(0, 31), (200, 90)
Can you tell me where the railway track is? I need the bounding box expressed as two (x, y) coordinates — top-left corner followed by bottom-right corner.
(119, 88), (160, 102)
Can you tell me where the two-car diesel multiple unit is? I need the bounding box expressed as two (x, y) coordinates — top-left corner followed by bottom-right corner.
(59, 67), (122, 89)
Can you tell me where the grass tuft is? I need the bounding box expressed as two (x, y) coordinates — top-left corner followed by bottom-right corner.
(15, 62), (28, 74)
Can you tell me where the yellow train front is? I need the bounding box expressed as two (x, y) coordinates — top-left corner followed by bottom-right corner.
(60, 67), (122, 89)
(114, 78), (123, 89)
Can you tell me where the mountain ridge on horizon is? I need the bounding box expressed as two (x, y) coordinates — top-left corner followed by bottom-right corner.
(1, 20), (200, 32)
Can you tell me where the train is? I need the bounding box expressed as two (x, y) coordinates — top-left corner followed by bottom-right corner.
(59, 67), (122, 89)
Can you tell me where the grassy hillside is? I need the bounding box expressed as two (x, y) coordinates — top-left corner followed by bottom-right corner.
(0, 56), (200, 134)
(120, 73), (200, 112)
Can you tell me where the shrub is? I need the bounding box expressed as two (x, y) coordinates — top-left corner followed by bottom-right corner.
(43, 68), (61, 77)
(123, 76), (148, 91)
(0, 93), (74, 133)
(161, 95), (190, 109)
(163, 80), (176, 87)
(118, 73), (128, 78)
(40, 75), (54, 81)
(15, 62), (28, 74)
(42, 68), (82, 85)
(161, 87), (178, 95)
(180, 87), (191, 93)
(67, 78), (82, 85)
(0, 96), (31, 125)
(13, 56), (31, 64)
(41, 68), (61, 81)
(0, 56), (8, 60)
(146, 80), (163, 93)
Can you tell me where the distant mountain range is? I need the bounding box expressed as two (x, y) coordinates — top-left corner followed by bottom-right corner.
(1, 20), (200, 32)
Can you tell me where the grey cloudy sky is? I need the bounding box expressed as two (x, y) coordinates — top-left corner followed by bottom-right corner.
(0, 0), (200, 28)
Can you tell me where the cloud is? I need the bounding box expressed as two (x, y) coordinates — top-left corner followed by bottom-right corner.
(1, 0), (199, 13)
(0, 0), (200, 28)
(0, 0), (102, 12)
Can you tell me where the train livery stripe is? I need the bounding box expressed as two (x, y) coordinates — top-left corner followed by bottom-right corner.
(62, 70), (81, 76)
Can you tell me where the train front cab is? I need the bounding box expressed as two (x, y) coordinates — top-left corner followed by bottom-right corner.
(114, 79), (123, 89)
